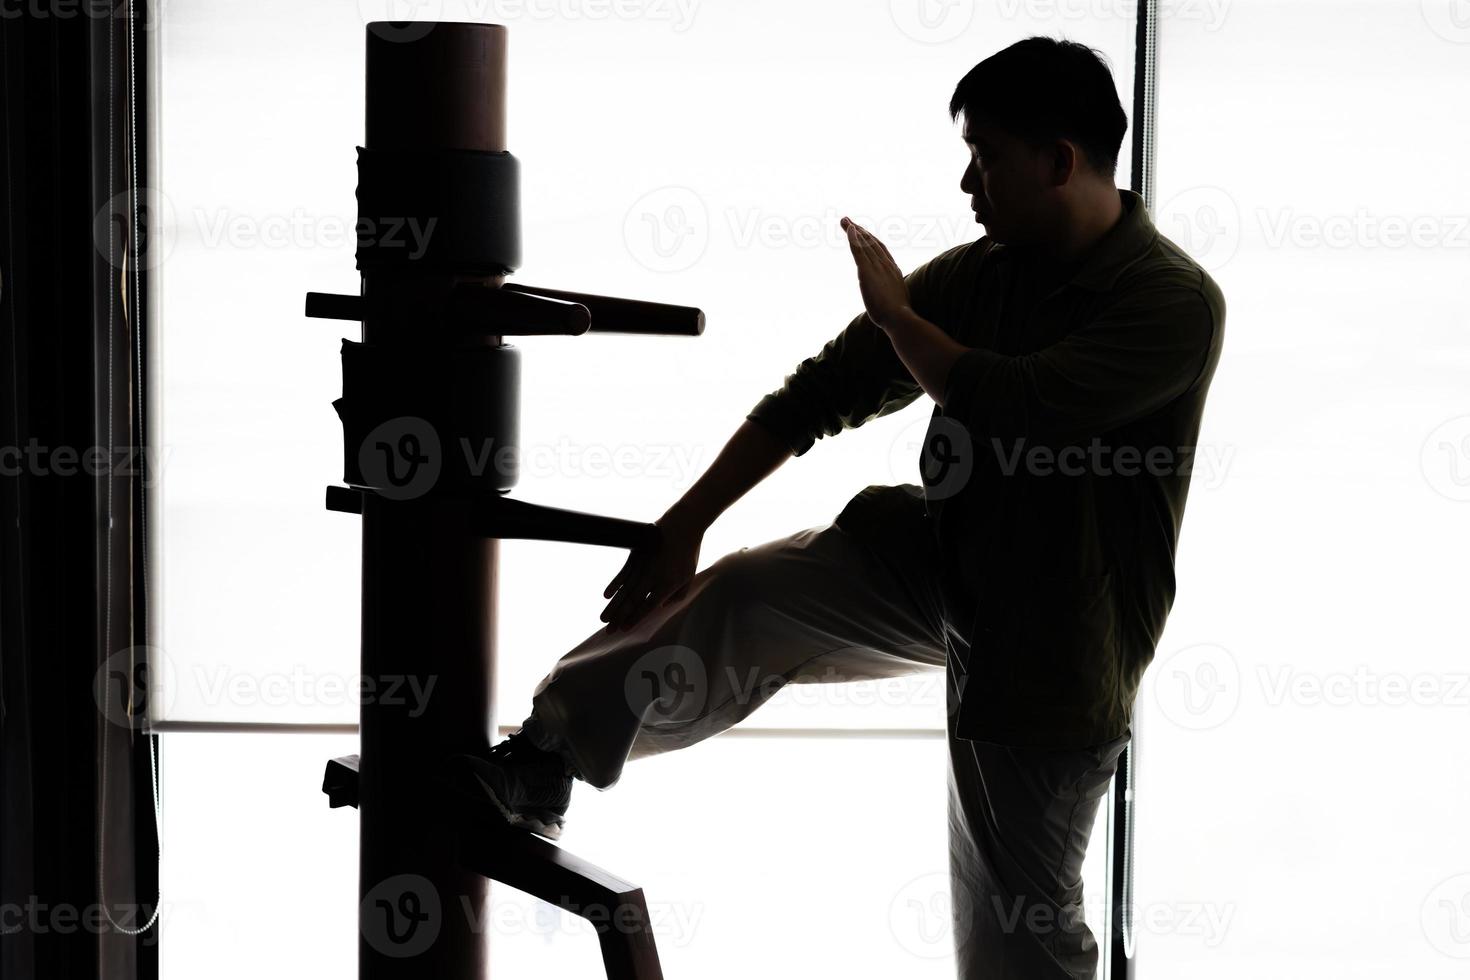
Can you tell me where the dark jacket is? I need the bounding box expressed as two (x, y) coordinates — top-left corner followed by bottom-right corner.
(746, 189), (1226, 748)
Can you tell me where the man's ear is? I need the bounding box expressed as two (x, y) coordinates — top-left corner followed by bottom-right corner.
(1044, 138), (1080, 188)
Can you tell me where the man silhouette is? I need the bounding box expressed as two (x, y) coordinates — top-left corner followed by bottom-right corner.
(446, 35), (1225, 979)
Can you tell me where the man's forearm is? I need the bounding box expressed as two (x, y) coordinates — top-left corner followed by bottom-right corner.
(664, 417), (793, 531)
(878, 307), (970, 407)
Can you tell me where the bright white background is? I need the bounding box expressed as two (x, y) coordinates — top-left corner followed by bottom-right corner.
(1129, 1), (1470, 977)
(150, 0), (1470, 978)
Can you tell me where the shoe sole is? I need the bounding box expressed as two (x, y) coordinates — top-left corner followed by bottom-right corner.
(471, 772), (566, 841)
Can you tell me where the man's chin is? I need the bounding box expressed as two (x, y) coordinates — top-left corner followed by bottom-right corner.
(982, 228), (1018, 247)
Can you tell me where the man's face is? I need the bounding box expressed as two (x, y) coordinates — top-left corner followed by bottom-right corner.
(959, 112), (1053, 246)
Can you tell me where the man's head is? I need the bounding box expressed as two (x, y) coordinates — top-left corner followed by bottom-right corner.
(950, 37), (1128, 255)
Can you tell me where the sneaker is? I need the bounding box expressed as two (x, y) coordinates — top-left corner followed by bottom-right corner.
(444, 729), (575, 840)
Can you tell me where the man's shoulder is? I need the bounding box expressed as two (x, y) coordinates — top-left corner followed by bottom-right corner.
(1127, 228), (1226, 325)
(906, 237), (996, 317)
(1111, 228), (1227, 395)
(913, 236), (995, 281)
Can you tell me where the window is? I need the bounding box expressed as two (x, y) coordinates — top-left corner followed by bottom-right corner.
(154, 2), (1134, 976)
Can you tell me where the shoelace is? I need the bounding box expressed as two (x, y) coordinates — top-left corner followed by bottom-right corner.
(489, 730), (559, 770)
(487, 728), (579, 784)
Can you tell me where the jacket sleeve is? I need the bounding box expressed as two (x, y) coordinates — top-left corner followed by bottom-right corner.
(746, 244), (968, 457)
(939, 273), (1220, 446)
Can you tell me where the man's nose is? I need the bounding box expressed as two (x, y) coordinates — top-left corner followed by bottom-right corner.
(959, 161), (978, 195)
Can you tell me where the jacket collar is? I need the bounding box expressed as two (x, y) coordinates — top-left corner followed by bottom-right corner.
(987, 188), (1157, 293)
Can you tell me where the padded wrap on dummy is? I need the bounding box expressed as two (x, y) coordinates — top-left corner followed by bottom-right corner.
(354, 146), (522, 274)
(333, 339), (521, 497)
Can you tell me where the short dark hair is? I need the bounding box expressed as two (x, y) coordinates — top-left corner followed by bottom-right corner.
(948, 36), (1128, 179)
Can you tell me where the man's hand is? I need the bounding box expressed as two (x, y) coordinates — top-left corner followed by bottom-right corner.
(600, 506), (706, 632)
(842, 214), (969, 404)
(841, 215), (912, 330)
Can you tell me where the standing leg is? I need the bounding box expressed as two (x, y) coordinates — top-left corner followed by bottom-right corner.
(944, 681), (1130, 980)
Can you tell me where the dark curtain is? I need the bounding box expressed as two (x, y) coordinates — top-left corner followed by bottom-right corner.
(1, 3), (159, 978)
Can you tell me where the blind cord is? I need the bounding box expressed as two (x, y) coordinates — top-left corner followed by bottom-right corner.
(99, 0), (163, 939)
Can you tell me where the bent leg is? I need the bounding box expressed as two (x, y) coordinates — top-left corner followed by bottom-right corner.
(522, 521), (949, 790)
